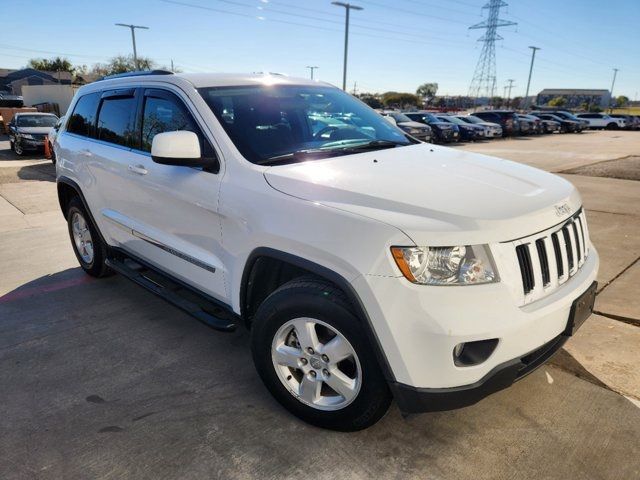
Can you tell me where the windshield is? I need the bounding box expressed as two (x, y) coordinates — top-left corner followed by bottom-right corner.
(438, 116), (466, 126)
(198, 85), (410, 164)
(461, 115), (482, 124)
(388, 112), (413, 123)
(17, 115), (58, 128)
(406, 112), (438, 123)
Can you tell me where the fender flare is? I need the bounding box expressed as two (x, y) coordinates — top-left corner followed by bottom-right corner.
(57, 176), (108, 245)
(240, 247), (396, 382)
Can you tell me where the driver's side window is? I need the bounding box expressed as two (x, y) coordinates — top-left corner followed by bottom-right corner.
(141, 93), (198, 152)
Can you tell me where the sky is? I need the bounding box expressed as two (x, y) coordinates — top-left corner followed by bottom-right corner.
(1, 0), (639, 98)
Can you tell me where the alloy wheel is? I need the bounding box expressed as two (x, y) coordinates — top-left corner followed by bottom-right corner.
(271, 317), (362, 411)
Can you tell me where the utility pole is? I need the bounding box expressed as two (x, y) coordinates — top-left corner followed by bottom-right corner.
(524, 46), (540, 109)
(352, 81), (357, 95)
(115, 23), (150, 70)
(506, 78), (515, 107)
(306, 66), (319, 80)
(171, 59), (174, 73)
(609, 68), (619, 113)
(332, 2), (363, 91)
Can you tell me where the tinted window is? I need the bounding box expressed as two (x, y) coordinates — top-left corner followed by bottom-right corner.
(17, 115), (58, 127)
(67, 92), (100, 137)
(96, 96), (136, 147)
(141, 94), (198, 152)
(199, 85), (409, 164)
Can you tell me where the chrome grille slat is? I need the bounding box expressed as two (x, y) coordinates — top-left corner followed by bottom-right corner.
(514, 210), (590, 304)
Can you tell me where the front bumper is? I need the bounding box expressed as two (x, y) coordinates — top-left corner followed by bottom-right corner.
(352, 245), (599, 411)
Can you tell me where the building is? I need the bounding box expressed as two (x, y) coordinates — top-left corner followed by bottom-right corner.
(536, 88), (611, 109)
(0, 68), (73, 96)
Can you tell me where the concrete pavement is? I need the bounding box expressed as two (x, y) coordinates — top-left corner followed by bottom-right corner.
(1, 132), (640, 479)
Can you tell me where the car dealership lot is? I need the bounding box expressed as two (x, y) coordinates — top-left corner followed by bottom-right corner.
(1, 131), (639, 479)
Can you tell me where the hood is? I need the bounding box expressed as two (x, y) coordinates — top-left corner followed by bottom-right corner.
(17, 126), (52, 135)
(477, 121), (501, 128)
(263, 143), (580, 245)
(397, 121), (430, 129)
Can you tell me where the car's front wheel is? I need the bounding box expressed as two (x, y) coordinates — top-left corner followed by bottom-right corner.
(251, 277), (392, 431)
(13, 140), (24, 156)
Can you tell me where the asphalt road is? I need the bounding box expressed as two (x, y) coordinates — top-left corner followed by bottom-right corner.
(1, 132), (639, 480)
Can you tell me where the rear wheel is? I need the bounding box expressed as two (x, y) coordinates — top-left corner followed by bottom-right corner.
(66, 196), (111, 277)
(251, 277), (391, 431)
(606, 122), (619, 130)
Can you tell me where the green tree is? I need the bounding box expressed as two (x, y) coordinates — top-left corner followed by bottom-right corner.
(510, 97), (523, 109)
(91, 55), (155, 76)
(548, 96), (567, 107)
(382, 92), (420, 108)
(27, 57), (75, 73)
(615, 95), (629, 107)
(358, 93), (382, 109)
(416, 82), (438, 99)
(491, 96), (504, 108)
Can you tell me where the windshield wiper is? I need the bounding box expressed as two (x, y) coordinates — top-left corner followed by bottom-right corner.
(258, 140), (408, 166)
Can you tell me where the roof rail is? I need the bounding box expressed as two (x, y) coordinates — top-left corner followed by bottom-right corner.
(97, 70), (174, 81)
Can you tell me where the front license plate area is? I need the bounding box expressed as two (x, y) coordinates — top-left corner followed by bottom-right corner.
(564, 281), (597, 336)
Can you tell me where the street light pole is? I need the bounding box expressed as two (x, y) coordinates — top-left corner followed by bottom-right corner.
(332, 2), (363, 91)
(115, 23), (150, 70)
(524, 46), (540, 108)
(609, 68), (619, 112)
(306, 66), (319, 80)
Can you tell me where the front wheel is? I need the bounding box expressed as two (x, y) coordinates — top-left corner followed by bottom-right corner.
(13, 140), (24, 156)
(251, 278), (392, 431)
(606, 122), (619, 130)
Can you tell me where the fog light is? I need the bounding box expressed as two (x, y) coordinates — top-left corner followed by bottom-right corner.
(453, 339), (499, 367)
(453, 343), (465, 358)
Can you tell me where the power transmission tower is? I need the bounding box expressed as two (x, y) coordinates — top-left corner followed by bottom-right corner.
(506, 78), (515, 106)
(468, 0), (516, 103)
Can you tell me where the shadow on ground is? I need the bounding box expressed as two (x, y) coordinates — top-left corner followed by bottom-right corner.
(1, 269), (640, 479)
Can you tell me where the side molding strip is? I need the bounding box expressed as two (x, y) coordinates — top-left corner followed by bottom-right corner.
(103, 212), (216, 274)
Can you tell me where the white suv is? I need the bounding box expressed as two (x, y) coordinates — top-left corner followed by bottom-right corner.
(575, 113), (626, 129)
(55, 72), (599, 431)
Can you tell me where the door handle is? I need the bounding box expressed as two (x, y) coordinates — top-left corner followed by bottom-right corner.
(128, 164), (148, 175)
(79, 148), (93, 157)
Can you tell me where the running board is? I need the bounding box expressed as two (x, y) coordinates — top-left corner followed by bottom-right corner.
(105, 255), (237, 332)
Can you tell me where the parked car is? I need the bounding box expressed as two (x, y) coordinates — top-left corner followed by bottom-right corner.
(608, 114), (639, 130)
(516, 114), (538, 135)
(525, 113), (560, 133)
(573, 113), (624, 130)
(381, 111), (433, 142)
(531, 113), (580, 133)
(404, 111), (459, 143)
(56, 71), (599, 431)
(436, 115), (484, 141)
(472, 110), (520, 136)
(47, 115), (65, 164)
(550, 111), (588, 131)
(456, 115), (502, 138)
(7, 112), (59, 156)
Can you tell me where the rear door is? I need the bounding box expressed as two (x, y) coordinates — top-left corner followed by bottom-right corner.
(103, 86), (227, 302)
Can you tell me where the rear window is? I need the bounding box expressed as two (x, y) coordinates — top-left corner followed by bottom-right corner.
(67, 92), (100, 137)
(96, 96), (137, 147)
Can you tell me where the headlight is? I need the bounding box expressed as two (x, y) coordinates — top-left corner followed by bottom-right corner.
(408, 128), (423, 134)
(19, 133), (34, 139)
(391, 245), (498, 285)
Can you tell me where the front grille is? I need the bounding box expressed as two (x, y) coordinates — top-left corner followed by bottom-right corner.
(512, 210), (590, 304)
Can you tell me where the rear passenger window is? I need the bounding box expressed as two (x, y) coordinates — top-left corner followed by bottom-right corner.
(67, 92), (100, 137)
(141, 94), (198, 152)
(96, 96), (137, 147)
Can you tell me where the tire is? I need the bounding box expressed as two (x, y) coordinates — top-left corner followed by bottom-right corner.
(251, 277), (392, 431)
(66, 196), (111, 277)
(606, 122), (618, 130)
(13, 140), (24, 156)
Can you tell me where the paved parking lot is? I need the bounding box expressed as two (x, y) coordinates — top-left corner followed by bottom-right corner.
(1, 131), (639, 479)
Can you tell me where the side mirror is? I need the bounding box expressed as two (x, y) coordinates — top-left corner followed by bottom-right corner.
(151, 131), (216, 169)
(383, 116), (397, 125)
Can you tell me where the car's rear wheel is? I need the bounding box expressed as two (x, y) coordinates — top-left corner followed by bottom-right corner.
(66, 196), (111, 277)
(251, 277), (392, 431)
(606, 122), (619, 130)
